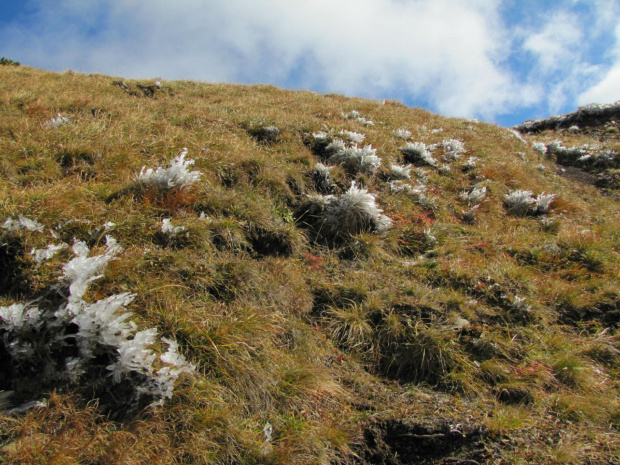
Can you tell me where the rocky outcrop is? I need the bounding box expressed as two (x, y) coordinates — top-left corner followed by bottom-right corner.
(515, 101), (620, 133)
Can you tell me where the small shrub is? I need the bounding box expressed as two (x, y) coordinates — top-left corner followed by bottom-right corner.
(459, 186), (486, 206)
(326, 140), (381, 175)
(0, 57), (20, 66)
(503, 190), (535, 216)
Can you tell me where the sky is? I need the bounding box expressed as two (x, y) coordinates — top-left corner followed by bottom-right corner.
(0, 0), (618, 127)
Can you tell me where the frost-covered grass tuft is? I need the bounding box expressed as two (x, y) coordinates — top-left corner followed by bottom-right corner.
(3, 216), (45, 232)
(137, 149), (202, 191)
(161, 219), (186, 236)
(342, 110), (374, 126)
(532, 142), (547, 155)
(400, 142), (437, 167)
(533, 192), (557, 215)
(46, 113), (72, 128)
(389, 163), (412, 180)
(460, 186), (486, 206)
(504, 190), (556, 216)
(393, 128), (412, 139)
(339, 130), (365, 143)
(439, 139), (466, 160)
(509, 129), (527, 145)
(504, 190), (536, 216)
(297, 182), (391, 242)
(1, 236), (193, 407)
(312, 163), (335, 194)
(326, 140), (381, 174)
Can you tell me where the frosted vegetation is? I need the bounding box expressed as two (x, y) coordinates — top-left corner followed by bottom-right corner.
(0, 228), (194, 406)
(325, 139), (382, 175)
(297, 182), (391, 242)
(399, 142), (437, 167)
(137, 149), (202, 191)
(504, 190), (556, 217)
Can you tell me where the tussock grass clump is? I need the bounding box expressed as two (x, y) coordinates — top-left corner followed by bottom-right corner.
(296, 182), (391, 243)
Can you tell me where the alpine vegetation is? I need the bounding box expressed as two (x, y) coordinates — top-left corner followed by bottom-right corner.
(339, 130), (366, 144)
(503, 190), (556, 217)
(439, 139), (466, 160)
(311, 162), (335, 194)
(400, 142), (437, 167)
(0, 236), (194, 408)
(326, 140), (382, 175)
(296, 182), (391, 243)
(45, 113), (73, 128)
(137, 149), (202, 191)
(342, 110), (374, 126)
(532, 142), (547, 155)
(389, 163), (412, 180)
(30, 243), (68, 264)
(533, 192), (557, 216)
(459, 186), (487, 206)
(503, 190), (536, 216)
(161, 218), (185, 236)
(393, 128), (412, 139)
(2, 216), (45, 232)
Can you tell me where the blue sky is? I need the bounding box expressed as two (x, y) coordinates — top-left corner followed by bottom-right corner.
(1, 0), (618, 127)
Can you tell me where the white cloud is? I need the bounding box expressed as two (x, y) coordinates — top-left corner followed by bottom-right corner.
(522, 11), (582, 72)
(578, 23), (620, 105)
(0, 0), (535, 119)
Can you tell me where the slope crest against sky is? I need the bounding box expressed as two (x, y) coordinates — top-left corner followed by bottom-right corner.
(0, 0), (618, 126)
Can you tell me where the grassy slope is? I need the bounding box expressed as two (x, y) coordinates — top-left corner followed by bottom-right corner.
(0, 66), (619, 464)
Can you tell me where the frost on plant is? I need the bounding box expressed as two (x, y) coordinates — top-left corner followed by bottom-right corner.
(161, 219), (185, 236)
(46, 114), (73, 128)
(2, 216), (45, 232)
(503, 190), (535, 216)
(339, 130), (365, 143)
(533, 192), (556, 215)
(326, 140), (381, 175)
(503, 190), (555, 217)
(389, 164), (412, 180)
(460, 186), (486, 206)
(31, 243), (68, 264)
(532, 142), (547, 155)
(439, 139), (465, 160)
(400, 142), (437, 167)
(312, 163), (335, 194)
(341, 110), (374, 126)
(393, 128), (411, 139)
(296, 182), (391, 242)
(509, 129), (527, 145)
(137, 149), (202, 191)
(0, 236), (193, 408)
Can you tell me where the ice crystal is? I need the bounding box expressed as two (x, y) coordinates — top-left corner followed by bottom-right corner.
(137, 149), (202, 191)
(2, 216), (45, 232)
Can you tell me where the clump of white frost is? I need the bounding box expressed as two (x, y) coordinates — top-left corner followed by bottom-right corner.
(393, 128), (412, 139)
(460, 186), (487, 206)
(532, 142), (547, 155)
(161, 219), (185, 236)
(339, 130), (366, 143)
(504, 190), (556, 216)
(297, 182), (391, 242)
(46, 114), (73, 128)
(31, 243), (68, 264)
(326, 140), (381, 174)
(2, 216), (45, 232)
(1, 236), (193, 405)
(400, 142), (437, 167)
(389, 164), (412, 180)
(342, 110), (374, 126)
(137, 149), (202, 191)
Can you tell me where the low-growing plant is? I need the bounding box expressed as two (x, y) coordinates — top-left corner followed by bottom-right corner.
(399, 142), (437, 167)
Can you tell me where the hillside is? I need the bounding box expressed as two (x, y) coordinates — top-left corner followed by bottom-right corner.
(0, 65), (619, 464)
